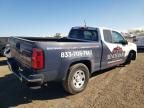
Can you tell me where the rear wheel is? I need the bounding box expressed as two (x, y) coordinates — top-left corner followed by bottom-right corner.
(63, 63), (89, 94)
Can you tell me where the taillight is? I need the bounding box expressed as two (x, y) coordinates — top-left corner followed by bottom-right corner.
(32, 48), (44, 70)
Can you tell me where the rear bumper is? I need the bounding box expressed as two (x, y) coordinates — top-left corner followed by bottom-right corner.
(7, 58), (44, 88)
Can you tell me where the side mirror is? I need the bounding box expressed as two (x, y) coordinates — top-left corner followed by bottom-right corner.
(120, 40), (128, 45)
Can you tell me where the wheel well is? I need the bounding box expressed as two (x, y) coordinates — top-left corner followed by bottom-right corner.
(70, 60), (91, 73)
(130, 50), (136, 60)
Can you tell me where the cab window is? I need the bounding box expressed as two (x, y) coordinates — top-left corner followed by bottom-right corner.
(112, 31), (125, 43)
(103, 30), (125, 44)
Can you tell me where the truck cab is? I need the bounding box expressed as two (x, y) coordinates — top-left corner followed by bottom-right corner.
(69, 27), (137, 68)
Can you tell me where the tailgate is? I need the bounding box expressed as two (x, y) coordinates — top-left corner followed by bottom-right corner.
(9, 37), (35, 68)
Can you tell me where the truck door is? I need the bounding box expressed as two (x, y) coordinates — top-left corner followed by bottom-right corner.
(101, 29), (127, 69)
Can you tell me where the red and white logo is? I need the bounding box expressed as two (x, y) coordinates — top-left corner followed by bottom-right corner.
(107, 46), (125, 60)
(112, 46), (123, 53)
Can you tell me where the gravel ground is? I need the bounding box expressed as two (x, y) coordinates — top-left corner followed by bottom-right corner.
(0, 52), (144, 108)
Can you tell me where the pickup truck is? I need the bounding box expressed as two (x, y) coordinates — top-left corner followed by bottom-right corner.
(8, 27), (137, 94)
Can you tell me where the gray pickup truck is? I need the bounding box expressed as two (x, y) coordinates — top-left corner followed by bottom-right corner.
(0, 37), (8, 56)
(8, 27), (137, 94)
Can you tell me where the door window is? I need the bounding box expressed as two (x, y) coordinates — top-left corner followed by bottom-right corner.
(103, 30), (125, 44)
(112, 31), (125, 43)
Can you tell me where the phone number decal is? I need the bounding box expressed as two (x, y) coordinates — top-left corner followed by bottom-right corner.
(61, 50), (93, 58)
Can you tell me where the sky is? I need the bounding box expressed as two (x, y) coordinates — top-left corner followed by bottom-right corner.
(0, 0), (144, 37)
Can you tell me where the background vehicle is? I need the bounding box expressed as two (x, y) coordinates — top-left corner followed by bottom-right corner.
(8, 27), (137, 94)
(133, 36), (144, 49)
(0, 37), (9, 56)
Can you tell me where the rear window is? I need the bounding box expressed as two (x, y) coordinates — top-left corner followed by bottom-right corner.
(69, 29), (99, 41)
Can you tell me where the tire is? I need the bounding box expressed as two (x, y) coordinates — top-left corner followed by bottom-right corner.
(63, 63), (90, 94)
(124, 52), (133, 65)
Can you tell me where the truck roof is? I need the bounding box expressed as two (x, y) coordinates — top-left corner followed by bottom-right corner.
(72, 26), (122, 33)
(72, 26), (97, 30)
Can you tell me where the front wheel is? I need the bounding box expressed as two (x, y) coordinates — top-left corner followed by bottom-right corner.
(63, 63), (90, 94)
(123, 52), (133, 65)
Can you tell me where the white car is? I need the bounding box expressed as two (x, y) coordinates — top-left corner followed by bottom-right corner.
(133, 36), (144, 49)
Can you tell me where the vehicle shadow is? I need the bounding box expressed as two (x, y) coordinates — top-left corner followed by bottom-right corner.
(0, 68), (115, 108)
(91, 67), (115, 77)
(0, 74), (69, 108)
(0, 59), (7, 66)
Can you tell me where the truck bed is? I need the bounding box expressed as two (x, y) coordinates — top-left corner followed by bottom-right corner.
(9, 36), (98, 70)
(21, 37), (92, 42)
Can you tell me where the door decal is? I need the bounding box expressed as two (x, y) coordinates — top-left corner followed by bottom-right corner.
(107, 46), (125, 60)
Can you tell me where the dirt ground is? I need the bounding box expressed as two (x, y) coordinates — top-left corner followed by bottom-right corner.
(0, 51), (144, 108)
